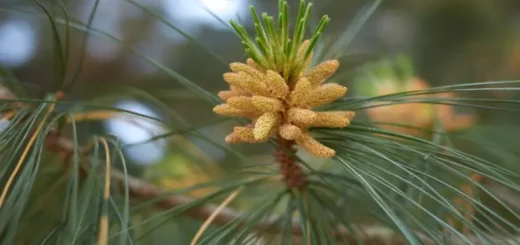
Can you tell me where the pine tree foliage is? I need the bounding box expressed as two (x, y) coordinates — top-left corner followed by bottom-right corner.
(0, 0), (520, 244)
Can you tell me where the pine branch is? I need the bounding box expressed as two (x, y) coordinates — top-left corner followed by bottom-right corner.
(1, 87), (517, 244)
(46, 133), (519, 245)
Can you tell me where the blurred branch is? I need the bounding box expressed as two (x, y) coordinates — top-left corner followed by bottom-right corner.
(1, 87), (518, 244)
(47, 132), (519, 245)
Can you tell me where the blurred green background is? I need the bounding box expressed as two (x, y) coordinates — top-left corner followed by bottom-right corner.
(2, 0), (519, 168)
(1, 1), (520, 243)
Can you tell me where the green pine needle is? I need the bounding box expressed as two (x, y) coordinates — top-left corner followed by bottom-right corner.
(230, 0), (330, 81)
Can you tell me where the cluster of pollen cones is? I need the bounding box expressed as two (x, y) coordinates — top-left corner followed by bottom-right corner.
(213, 58), (355, 158)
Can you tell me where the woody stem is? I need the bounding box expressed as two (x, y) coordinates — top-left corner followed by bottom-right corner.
(274, 137), (308, 190)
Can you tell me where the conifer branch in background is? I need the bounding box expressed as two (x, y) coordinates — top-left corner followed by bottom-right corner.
(43, 128), (520, 245)
(0, 81), (517, 243)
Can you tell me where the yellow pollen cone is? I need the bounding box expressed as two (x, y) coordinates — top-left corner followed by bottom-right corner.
(230, 62), (264, 79)
(295, 133), (336, 158)
(227, 96), (257, 112)
(289, 77), (312, 106)
(304, 83), (347, 107)
(223, 72), (269, 96)
(311, 111), (352, 128)
(306, 60), (340, 87)
(254, 112), (280, 140)
(266, 70), (289, 97)
(296, 40), (313, 72)
(225, 132), (240, 143)
(223, 72), (244, 86)
(297, 40), (310, 58)
(218, 90), (247, 101)
(234, 126), (268, 143)
(288, 108), (317, 126)
(279, 124), (302, 140)
(252, 96), (284, 112)
(213, 104), (257, 117)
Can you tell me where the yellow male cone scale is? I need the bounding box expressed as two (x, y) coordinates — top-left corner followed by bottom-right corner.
(213, 0), (356, 160)
(213, 41), (355, 158)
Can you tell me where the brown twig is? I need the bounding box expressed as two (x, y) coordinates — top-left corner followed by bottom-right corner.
(274, 137), (308, 190)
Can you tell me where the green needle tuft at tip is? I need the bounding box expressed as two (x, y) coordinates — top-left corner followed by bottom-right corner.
(229, 0), (330, 81)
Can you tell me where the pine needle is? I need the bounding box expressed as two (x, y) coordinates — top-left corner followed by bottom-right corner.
(189, 186), (244, 245)
(65, 110), (118, 123)
(0, 102), (55, 208)
(303, 192), (311, 245)
(97, 137), (111, 245)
